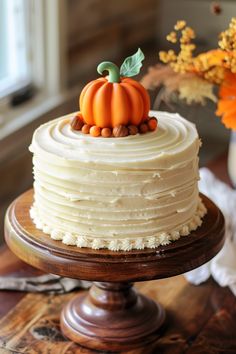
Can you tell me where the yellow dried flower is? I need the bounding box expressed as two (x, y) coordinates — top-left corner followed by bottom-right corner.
(159, 51), (169, 63)
(204, 66), (226, 84)
(159, 50), (177, 63)
(159, 21), (197, 74)
(167, 49), (176, 60)
(159, 18), (236, 85)
(219, 17), (236, 51)
(174, 20), (186, 31)
(166, 31), (177, 43)
(180, 27), (195, 44)
(156, 17), (236, 117)
(170, 62), (188, 74)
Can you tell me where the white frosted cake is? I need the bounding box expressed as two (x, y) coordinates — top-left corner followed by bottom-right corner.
(29, 110), (206, 251)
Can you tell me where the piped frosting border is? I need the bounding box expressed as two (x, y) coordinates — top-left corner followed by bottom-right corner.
(30, 198), (207, 251)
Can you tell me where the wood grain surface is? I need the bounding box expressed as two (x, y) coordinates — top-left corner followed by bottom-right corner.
(0, 255), (235, 353)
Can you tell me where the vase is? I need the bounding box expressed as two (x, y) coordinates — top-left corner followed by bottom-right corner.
(228, 130), (236, 187)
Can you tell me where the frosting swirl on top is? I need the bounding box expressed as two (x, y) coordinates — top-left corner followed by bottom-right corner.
(29, 111), (206, 251)
(29, 111), (200, 169)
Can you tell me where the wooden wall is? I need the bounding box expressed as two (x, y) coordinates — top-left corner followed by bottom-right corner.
(66, 0), (158, 85)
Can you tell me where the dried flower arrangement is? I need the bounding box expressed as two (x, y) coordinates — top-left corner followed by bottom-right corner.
(141, 18), (236, 131)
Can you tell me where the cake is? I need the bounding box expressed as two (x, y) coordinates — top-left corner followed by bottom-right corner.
(29, 50), (206, 251)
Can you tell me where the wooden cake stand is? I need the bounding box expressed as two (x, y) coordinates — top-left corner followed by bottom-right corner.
(4, 190), (225, 352)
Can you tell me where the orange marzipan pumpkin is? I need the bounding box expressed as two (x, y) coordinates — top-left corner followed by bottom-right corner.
(79, 77), (150, 128)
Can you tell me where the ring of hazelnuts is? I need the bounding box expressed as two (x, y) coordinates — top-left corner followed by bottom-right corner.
(71, 113), (158, 138)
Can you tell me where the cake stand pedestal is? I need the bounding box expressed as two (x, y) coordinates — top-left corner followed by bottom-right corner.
(4, 190), (225, 352)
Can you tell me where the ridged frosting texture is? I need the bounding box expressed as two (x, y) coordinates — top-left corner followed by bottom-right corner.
(29, 110), (206, 251)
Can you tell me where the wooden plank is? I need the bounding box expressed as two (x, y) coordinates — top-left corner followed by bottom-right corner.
(0, 292), (79, 354)
(0, 275), (234, 353)
(0, 246), (41, 318)
(186, 296), (236, 353)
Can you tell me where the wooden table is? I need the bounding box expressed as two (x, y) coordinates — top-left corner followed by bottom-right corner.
(0, 153), (235, 354)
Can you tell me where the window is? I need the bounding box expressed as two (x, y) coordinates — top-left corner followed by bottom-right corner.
(0, 0), (68, 140)
(0, 0), (31, 98)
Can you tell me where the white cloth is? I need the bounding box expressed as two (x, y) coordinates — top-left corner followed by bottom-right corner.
(185, 167), (236, 295)
(0, 273), (91, 294)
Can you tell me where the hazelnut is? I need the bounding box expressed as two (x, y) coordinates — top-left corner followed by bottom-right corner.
(113, 125), (128, 137)
(90, 125), (101, 137)
(101, 127), (112, 137)
(82, 124), (91, 134)
(139, 123), (148, 134)
(148, 117), (158, 131)
(70, 114), (84, 131)
(128, 125), (138, 135)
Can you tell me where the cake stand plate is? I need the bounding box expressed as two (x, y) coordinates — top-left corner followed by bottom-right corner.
(5, 190), (225, 352)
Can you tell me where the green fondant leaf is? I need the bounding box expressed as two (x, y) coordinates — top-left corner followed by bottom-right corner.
(120, 48), (145, 77)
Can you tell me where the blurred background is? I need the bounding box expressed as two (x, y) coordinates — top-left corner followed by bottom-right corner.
(0, 0), (234, 242)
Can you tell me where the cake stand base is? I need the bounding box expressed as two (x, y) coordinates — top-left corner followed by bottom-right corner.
(5, 190), (225, 352)
(61, 282), (165, 351)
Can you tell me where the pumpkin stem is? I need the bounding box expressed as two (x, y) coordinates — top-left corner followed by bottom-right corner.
(97, 62), (120, 83)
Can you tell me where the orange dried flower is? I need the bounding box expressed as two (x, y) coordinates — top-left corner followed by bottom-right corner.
(216, 71), (236, 130)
